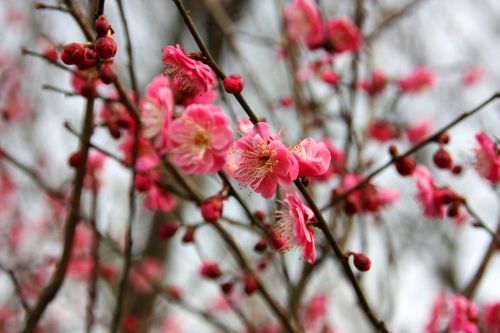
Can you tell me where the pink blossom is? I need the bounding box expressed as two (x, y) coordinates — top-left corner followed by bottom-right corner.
(326, 17), (362, 53)
(140, 75), (173, 146)
(461, 65), (485, 87)
(367, 121), (398, 142)
(272, 192), (316, 263)
(398, 67), (435, 93)
(129, 257), (163, 293)
(120, 136), (160, 172)
(406, 118), (433, 145)
(233, 122), (299, 198)
(426, 291), (447, 333)
(160, 317), (184, 333)
(284, 0), (325, 49)
(144, 183), (176, 213)
(301, 292), (327, 332)
(72, 223), (94, 256)
(83, 150), (107, 190)
(474, 132), (500, 183)
(291, 138), (331, 177)
(359, 70), (387, 95)
(482, 302), (500, 333)
(67, 257), (94, 281)
(449, 295), (478, 333)
(181, 88), (218, 106)
(237, 117), (254, 134)
(315, 138), (345, 181)
(162, 45), (216, 96)
(167, 104), (232, 174)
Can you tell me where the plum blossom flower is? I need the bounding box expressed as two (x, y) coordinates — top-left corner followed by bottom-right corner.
(367, 121), (399, 142)
(167, 104), (232, 174)
(233, 122), (298, 198)
(120, 136), (160, 172)
(426, 291), (447, 333)
(482, 302), (500, 333)
(406, 118), (433, 145)
(359, 69), (387, 96)
(291, 137), (331, 177)
(449, 295), (479, 333)
(162, 45), (216, 96)
(284, 0), (325, 48)
(326, 17), (362, 53)
(272, 192), (316, 263)
(140, 75), (173, 146)
(473, 132), (500, 183)
(398, 67), (435, 93)
(315, 138), (345, 181)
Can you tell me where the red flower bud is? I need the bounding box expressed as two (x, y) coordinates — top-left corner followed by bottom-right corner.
(134, 173), (152, 192)
(223, 74), (244, 94)
(79, 79), (97, 98)
(78, 48), (97, 70)
(200, 195), (224, 223)
(68, 151), (84, 168)
(61, 43), (84, 65)
(352, 252), (371, 272)
(433, 148), (453, 169)
(95, 15), (111, 37)
(200, 262), (222, 279)
(452, 165), (463, 175)
(123, 315), (138, 332)
(243, 274), (258, 295)
(95, 36), (117, 60)
(254, 210), (266, 221)
(108, 123), (121, 139)
(182, 227), (196, 243)
(167, 285), (182, 300)
(437, 132), (450, 144)
(320, 71), (339, 86)
(220, 282), (234, 295)
(44, 47), (58, 62)
(395, 155), (416, 176)
(388, 145), (398, 158)
(158, 222), (180, 239)
(254, 239), (267, 252)
(99, 63), (116, 84)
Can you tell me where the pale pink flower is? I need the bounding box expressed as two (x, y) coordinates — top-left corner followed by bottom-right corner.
(326, 17), (362, 53)
(140, 75), (173, 145)
(144, 183), (176, 213)
(129, 257), (163, 293)
(237, 117), (254, 134)
(474, 132), (500, 183)
(167, 104), (232, 174)
(449, 295), (478, 333)
(425, 291), (447, 333)
(162, 45), (216, 96)
(272, 192), (316, 263)
(291, 138), (331, 177)
(284, 0), (325, 48)
(233, 122), (299, 198)
(482, 302), (500, 333)
(461, 65), (485, 87)
(398, 67), (435, 93)
(406, 118), (433, 145)
(160, 317), (184, 333)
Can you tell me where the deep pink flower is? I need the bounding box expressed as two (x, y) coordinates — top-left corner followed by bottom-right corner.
(233, 122), (298, 198)
(482, 302), (500, 333)
(284, 0), (325, 49)
(272, 192), (316, 263)
(144, 183), (176, 213)
(367, 121), (398, 142)
(162, 45), (216, 96)
(199, 261), (223, 279)
(140, 75), (173, 146)
(398, 67), (435, 93)
(449, 295), (478, 333)
(291, 137), (331, 177)
(461, 65), (485, 87)
(406, 118), (433, 145)
(359, 70), (387, 95)
(474, 132), (500, 183)
(167, 104), (232, 174)
(326, 17), (362, 53)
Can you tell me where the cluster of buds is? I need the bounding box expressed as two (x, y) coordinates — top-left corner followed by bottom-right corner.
(61, 15), (117, 97)
(389, 145), (417, 177)
(432, 132), (462, 174)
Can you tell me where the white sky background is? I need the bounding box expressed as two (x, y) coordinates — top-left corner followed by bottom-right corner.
(0, 0), (499, 332)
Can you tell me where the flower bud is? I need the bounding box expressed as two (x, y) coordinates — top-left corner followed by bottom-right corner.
(223, 74), (244, 94)
(199, 262), (222, 279)
(352, 252), (371, 272)
(95, 36), (117, 60)
(44, 47), (58, 62)
(95, 15), (111, 37)
(243, 274), (258, 295)
(220, 282), (234, 295)
(158, 222), (180, 239)
(68, 151), (84, 168)
(388, 144), (398, 158)
(79, 79), (97, 98)
(78, 48), (97, 70)
(182, 227), (196, 243)
(320, 71), (339, 86)
(61, 43), (84, 65)
(437, 132), (450, 144)
(395, 155), (416, 176)
(134, 173), (152, 192)
(254, 239), (267, 252)
(99, 63), (116, 84)
(200, 195), (224, 223)
(433, 148), (453, 169)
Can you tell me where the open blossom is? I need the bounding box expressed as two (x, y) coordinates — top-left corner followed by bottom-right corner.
(406, 118), (432, 145)
(398, 67), (435, 93)
(291, 137), (331, 177)
(316, 138), (345, 181)
(474, 132), (500, 183)
(140, 75), (173, 145)
(284, 0), (325, 48)
(167, 104), (232, 174)
(162, 44), (216, 96)
(272, 192), (316, 263)
(233, 122), (298, 198)
(326, 17), (362, 53)
(449, 295), (479, 333)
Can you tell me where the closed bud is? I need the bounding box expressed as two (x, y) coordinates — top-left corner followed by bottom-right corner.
(452, 165), (463, 175)
(134, 173), (152, 192)
(320, 71), (339, 86)
(433, 148), (453, 169)
(95, 36), (117, 60)
(200, 195), (224, 223)
(254, 239), (267, 252)
(68, 151), (84, 168)
(223, 74), (244, 94)
(243, 274), (258, 295)
(395, 155), (416, 176)
(254, 210), (266, 221)
(61, 43), (84, 65)
(79, 79), (97, 98)
(182, 227), (196, 243)
(95, 15), (111, 37)
(352, 252), (371, 272)
(388, 144), (398, 158)
(78, 48), (97, 70)
(220, 282), (234, 295)
(44, 47), (58, 62)
(437, 132), (450, 144)
(200, 262), (222, 279)
(99, 63), (116, 84)
(158, 222), (180, 239)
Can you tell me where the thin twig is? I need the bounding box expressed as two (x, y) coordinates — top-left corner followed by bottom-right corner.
(0, 264), (31, 314)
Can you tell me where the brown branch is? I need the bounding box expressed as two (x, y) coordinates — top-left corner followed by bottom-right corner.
(0, 264), (31, 314)
(464, 202), (500, 246)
